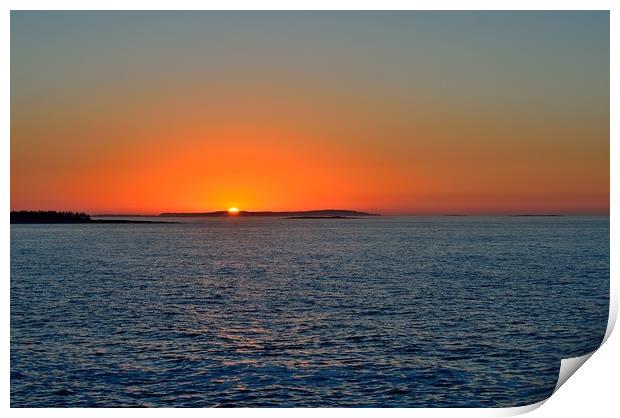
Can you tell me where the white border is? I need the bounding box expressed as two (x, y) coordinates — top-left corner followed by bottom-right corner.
(1, 0), (616, 11)
(2, 2), (616, 417)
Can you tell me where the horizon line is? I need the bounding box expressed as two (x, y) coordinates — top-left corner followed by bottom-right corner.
(9, 208), (611, 217)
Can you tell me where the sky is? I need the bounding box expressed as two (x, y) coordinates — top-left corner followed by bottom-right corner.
(11, 11), (609, 215)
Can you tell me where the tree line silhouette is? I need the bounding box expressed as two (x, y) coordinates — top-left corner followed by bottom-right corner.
(11, 211), (91, 223)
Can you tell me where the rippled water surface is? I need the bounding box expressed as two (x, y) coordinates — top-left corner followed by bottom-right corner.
(11, 216), (609, 407)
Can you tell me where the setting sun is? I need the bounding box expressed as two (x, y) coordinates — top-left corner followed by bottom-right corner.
(228, 207), (239, 215)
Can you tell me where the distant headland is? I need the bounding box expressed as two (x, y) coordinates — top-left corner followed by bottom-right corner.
(158, 210), (380, 218)
(287, 215), (357, 219)
(10, 211), (175, 224)
(11, 209), (380, 223)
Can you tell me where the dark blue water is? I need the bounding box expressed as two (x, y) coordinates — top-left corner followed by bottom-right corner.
(10, 216), (609, 407)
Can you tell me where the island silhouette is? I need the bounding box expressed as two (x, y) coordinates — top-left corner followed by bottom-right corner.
(10, 211), (174, 224)
(10, 209), (380, 223)
(159, 209), (380, 217)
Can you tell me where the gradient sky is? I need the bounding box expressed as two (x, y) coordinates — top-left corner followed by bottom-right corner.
(11, 11), (609, 214)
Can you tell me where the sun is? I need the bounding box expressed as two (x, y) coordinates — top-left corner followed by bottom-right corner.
(228, 207), (239, 215)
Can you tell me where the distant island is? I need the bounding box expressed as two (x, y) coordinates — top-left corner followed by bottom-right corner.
(287, 215), (357, 219)
(11, 211), (175, 224)
(510, 214), (563, 217)
(159, 210), (380, 218)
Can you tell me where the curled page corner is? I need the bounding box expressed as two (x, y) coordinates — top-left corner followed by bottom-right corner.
(549, 293), (617, 397)
(553, 351), (595, 393)
(603, 290), (618, 344)
(492, 350), (598, 418)
(550, 295), (617, 394)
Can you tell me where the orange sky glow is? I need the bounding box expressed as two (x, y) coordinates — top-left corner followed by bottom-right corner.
(11, 12), (609, 215)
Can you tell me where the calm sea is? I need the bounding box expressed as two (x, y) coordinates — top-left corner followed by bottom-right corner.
(10, 216), (609, 407)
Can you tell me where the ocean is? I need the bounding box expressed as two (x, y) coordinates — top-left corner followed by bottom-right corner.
(10, 216), (609, 407)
